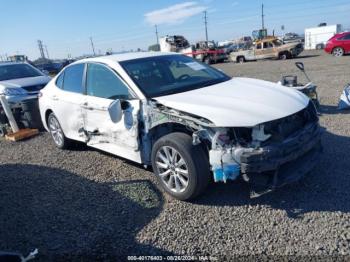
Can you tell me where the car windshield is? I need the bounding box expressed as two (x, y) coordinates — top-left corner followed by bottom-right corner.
(0, 64), (42, 81)
(120, 55), (231, 98)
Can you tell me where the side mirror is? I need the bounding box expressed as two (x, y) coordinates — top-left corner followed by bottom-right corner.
(295, 62), (304, 71)
(108, 100), (123, 123)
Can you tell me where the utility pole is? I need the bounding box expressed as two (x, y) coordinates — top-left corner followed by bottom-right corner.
(155, 25), (159, 46)
(204, 11), (208, 43)
(44, 45), (50, 59)
(89, 37), (96, 56)
(37, 40), (46, 59)
(261, 3), (265, 30)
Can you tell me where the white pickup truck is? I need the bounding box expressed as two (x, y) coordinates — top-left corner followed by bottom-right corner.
(39, 52), (321, 200)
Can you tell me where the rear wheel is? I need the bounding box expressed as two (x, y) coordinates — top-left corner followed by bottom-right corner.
(204, 56), (211, 64)
(151, 133), (210, 201)
(237, 56), (245, 64)
(316, 43), (324, 50)
(47, 113), (71, 149)
(279, 52), (288, 60)
(332, 47), (344, 57)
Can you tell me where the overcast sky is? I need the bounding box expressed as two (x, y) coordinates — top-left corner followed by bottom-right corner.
(1, 0), (349, 60)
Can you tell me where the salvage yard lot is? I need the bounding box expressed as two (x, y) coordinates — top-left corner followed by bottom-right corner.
(1, 50), (350, 260)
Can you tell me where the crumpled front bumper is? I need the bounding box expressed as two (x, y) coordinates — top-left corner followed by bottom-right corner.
(240, 121), (322, 197)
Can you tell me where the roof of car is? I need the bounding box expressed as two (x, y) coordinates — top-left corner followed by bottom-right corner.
(337, 31), (350, 36)
(78, 51), (177, 64)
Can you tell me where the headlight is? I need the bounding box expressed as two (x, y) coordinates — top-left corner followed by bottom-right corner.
(3, 88), (27, 96)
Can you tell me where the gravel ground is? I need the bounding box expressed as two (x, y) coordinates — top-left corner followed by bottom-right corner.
(1, 50), (350, 261)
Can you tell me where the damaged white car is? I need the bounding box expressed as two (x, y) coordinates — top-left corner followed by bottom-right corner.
(39, 53), (322, 200)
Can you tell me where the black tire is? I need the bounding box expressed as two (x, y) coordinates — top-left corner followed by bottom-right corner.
(238, 56), (245, 64)
(47, 113), (71, 149)
(316, 44), (324, 50)
(279, 52), (288, 60)
(151, 132), (210, 201)
(203, 56), (211, 64)
(0, 125), (7, 137)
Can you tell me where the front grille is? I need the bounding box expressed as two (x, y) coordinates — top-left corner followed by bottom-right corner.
(21, 84), (46, 92)
(263, 102), (318, 142)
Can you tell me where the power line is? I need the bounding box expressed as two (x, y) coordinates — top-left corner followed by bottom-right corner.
(89, 37), (96, 56)
(204, 10), (208, 42)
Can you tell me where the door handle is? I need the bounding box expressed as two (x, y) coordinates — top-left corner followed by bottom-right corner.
(81, 102), (94, 110)
(51, 95), (58, 101)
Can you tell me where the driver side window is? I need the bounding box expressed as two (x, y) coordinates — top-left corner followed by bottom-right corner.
(86, 63), (132, 100)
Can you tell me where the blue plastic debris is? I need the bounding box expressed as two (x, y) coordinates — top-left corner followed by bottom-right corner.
(212, 163), (240, 183)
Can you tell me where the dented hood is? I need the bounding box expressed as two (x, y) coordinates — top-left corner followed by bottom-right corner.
(154, 77), (309, 127)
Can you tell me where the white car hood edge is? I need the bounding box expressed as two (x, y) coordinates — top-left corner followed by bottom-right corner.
(154, 77), (309, 127)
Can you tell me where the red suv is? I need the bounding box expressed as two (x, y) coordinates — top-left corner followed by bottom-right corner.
(324, 32), (350, 57)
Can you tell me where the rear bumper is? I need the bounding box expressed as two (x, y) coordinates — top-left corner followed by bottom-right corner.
(240, 121), (322, 197)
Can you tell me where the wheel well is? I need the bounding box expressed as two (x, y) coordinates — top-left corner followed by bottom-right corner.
(236, 56), (244, 62)
(279, 51), (289, 56)
(332, 46), (343, 52)
(141, 123), (194, 165)
(149, 123), (192, 144)
(45, 109), (53, 125)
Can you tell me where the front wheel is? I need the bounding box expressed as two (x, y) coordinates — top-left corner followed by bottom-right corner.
(47, 113), (71, 149)
(151, 133), (210, 201)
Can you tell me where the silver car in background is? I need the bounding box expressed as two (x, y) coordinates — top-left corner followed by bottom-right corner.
(0, 62), (51, 135)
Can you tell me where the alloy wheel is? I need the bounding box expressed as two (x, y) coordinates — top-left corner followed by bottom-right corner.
(155, 146), (189, 193)
(49, 116), (64, 147)
(333, 47), (344, 57)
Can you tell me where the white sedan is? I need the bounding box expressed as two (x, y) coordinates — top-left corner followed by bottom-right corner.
(39, 52), (322, 200)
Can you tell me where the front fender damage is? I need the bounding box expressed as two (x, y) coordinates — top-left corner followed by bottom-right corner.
(141, 100), (322, 198)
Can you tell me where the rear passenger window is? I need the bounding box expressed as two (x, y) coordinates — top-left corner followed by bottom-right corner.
(56, 72), (64, 89)
(344, 34), (350, 40)
(62, 64), (85, 93)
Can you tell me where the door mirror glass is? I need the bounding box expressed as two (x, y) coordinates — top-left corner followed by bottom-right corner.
(108, 99), (123, 123)
(295, 62), (304, 71)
